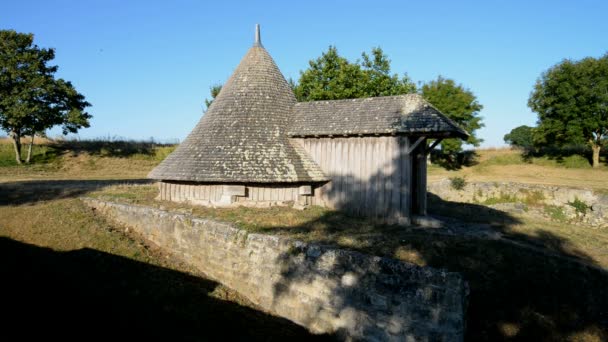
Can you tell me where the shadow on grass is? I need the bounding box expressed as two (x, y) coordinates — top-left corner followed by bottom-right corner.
(521, 145), (607, 167)
(429, 149), (479, 170)
(260, 194), (608, 341)
(51, 139), (174, 158)
(0, 237), (331, 341)
(0, 179), (154, 206)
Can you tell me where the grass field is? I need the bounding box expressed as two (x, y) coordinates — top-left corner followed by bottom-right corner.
(428, 148), (608, 192)
(1, 139), (607, 341)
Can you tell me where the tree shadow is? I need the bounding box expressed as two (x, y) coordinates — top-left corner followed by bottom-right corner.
(429, 149), (479, 170)
(0, 236), (331, 341)
(522, 145), (605, 166)
(256, 145), (608, 341)
(0, 179), (154, 206)
(50, 139), (173, 158)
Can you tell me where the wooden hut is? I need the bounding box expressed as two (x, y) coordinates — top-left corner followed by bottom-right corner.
(148, 25), (468, 224)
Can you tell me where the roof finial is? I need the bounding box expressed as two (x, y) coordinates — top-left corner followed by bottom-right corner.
(254, 24), (262, 47)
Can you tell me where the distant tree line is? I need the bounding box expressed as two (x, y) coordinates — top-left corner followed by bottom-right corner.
(205, 46), (484, 159)
(504, 53), (608, 168)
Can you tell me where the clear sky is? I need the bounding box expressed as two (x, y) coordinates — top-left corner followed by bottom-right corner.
(2, 0), (607, 147)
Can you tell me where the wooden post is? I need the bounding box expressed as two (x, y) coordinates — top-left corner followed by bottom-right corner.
(415, 138), (427, 216)
(399, 136), (412, 224)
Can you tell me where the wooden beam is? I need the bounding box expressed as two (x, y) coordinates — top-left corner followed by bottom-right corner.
(406, 136), (425, 154)
(426, 138), (443, 155)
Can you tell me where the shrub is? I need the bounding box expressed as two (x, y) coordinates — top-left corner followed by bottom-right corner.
(544, 205), (567, 222)
(562, 155), (591, 169)
(568, 197), (591, 216)
(449, 176), (467, 191)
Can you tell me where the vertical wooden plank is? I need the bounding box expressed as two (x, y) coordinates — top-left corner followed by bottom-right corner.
(336, 139), (343, 207)
(391, 138), (400, 221)
(400, 137), (412, 221)
(344, 139), (352, 214)
(355, 137), (363, 216)
(383, 137), (391, 222)
(200, 185), (207, 201)
(417, 139), (427, 216)
(270, 187), (277, 201)
(375, 138), (384, 220)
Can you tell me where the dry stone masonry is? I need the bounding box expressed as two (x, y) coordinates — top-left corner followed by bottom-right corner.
(83, 198), (468, 341)
(429, 179), (608, 228)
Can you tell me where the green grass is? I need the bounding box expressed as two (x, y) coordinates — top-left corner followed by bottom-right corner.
(0, 142), (62, 168)
(2, 141), (608, 341)
(85, 184), (608, 341)
(0, 183), (327, 341)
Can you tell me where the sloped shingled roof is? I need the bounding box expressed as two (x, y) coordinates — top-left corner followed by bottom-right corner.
(288, 94), (469, 138)
(148, 44), (328, 183)
(149, 29), (469, 183)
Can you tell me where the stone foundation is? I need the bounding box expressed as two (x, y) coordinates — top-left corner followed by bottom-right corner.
(83, 198), (468, 341)
(429, 179), (608, 228)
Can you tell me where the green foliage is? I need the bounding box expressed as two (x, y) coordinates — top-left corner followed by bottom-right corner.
(521, 190), (546, 206)
(529, 54), (608, 167)
(562, 155), (591, 169)
(482, 193), (518, 205)
(544, 205), (567, 222)
(449, 176), (467, 190)
(293, 46), (416, 101)
(567, 197), (591, 216)
(504, 125), (535, 149)
(0, 29), (91, 163)
(421, 77), (484, 155)
(204, 84), (222, 111)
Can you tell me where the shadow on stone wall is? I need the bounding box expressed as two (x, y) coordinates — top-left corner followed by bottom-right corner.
(0, 236), (330, 341)
(262, 148), (608, 341)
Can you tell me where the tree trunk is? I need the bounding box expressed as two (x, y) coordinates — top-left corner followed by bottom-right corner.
(26, 134), (35, 163)
(10, 129), (22, 164)
(592, 143), (601, 168)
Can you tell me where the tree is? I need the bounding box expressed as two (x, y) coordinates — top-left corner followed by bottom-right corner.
(0, 30), (91, 164)
(504, 125), (535, 150)
(293, 46), (365, 101)
(293, 46), (415, 101)
(529, 54), (608, 168)
(359, 47), (416, 97)
(204, 84), (222, 110)
(421, 77), (484, 155)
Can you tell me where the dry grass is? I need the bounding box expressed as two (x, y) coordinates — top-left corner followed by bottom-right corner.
(0, 137), (174, 181)
(429, 148), (608, 191)
(2, 141), (608, 340)
(0, 185), (325, 340)
(86, 184), (608, 341)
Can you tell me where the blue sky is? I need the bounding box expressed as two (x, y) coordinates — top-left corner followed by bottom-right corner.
(2, 0), (607, 147)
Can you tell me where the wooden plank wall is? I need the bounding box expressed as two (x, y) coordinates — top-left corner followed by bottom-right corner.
(294, 136), (414, 223)
(159, 182), (308, 204)
(158, 135), (427, 222)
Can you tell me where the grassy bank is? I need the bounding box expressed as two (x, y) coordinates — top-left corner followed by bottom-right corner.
(2, 140), (607, 340)
(428, 148), (608, 192)
(0, 137), (175, 181)
(89, 184), (608, 341)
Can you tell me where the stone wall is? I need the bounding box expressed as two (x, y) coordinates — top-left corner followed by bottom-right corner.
(428, 179), (608, 228)
(83, 198), (467, 341)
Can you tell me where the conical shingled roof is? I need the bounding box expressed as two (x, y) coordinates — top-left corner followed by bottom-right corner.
(148, 41), (327, 183)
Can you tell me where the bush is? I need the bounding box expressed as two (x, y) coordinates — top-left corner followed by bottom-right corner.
(544, 205), (567, 222)
(449, 176), (467, 191)
(568, 197), (591, 216)
(562, 155), (591, 168)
